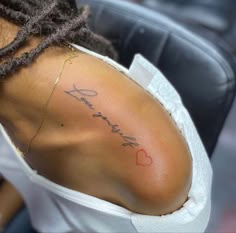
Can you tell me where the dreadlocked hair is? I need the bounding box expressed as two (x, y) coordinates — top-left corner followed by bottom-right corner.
(0, 0), (118, 79)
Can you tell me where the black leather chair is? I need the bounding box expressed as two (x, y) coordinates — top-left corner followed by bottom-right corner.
(141, 0), (236, 55)
(78, 0), (236, 157)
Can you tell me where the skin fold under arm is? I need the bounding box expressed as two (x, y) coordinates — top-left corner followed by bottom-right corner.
(0, 179), (24, 231)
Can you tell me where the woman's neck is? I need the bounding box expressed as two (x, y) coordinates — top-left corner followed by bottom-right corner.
(0, 18), (42, 60)
(0, 18), (19, 51)
(0, 18), (64, 152)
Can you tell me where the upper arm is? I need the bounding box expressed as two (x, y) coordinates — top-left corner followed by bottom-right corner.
(61, 52), (193, 216)
(0, 180), (24, 228)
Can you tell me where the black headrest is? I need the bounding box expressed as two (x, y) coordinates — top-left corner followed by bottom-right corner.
(77, 0), (236, 156)
(141, 0), (236, 63)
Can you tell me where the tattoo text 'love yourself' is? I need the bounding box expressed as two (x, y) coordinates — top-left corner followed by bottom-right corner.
(65, 84), (140, 148)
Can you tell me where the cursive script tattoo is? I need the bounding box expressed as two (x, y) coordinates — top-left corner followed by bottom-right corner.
(65, 84), (97, 110)
(64, 83), (140, 148)
(93, 112), (139, 148)
(64, 84), (153, 166)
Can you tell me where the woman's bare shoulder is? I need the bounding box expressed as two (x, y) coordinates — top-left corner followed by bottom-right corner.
(0, 46), (193, 216)
(31, 48), (193, 216)
(58, 50), (193, 215)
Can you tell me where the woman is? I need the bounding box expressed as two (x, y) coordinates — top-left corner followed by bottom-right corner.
(0, 0), (212, 232)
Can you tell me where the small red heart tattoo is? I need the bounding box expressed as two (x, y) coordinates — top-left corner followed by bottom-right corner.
(136, 149), (153, 166)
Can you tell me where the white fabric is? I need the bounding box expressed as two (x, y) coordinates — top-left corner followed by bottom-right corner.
(0, 44), (213, 233)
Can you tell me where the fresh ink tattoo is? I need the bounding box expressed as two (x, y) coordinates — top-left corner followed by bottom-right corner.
(136, 149), (153, 167)
(65, 84), (97, 110)
(65, 83), (152, 166)
(93, 112), (139, 148)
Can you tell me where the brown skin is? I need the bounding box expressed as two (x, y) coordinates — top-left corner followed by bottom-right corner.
(0, 18), (192, 216)
(0, 180), (23, 230)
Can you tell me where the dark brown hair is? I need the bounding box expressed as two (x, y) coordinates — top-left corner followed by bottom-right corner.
(0, 0), (118, 79)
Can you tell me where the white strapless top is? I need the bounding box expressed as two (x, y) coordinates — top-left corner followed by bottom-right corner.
(0, 44), (212, 233)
